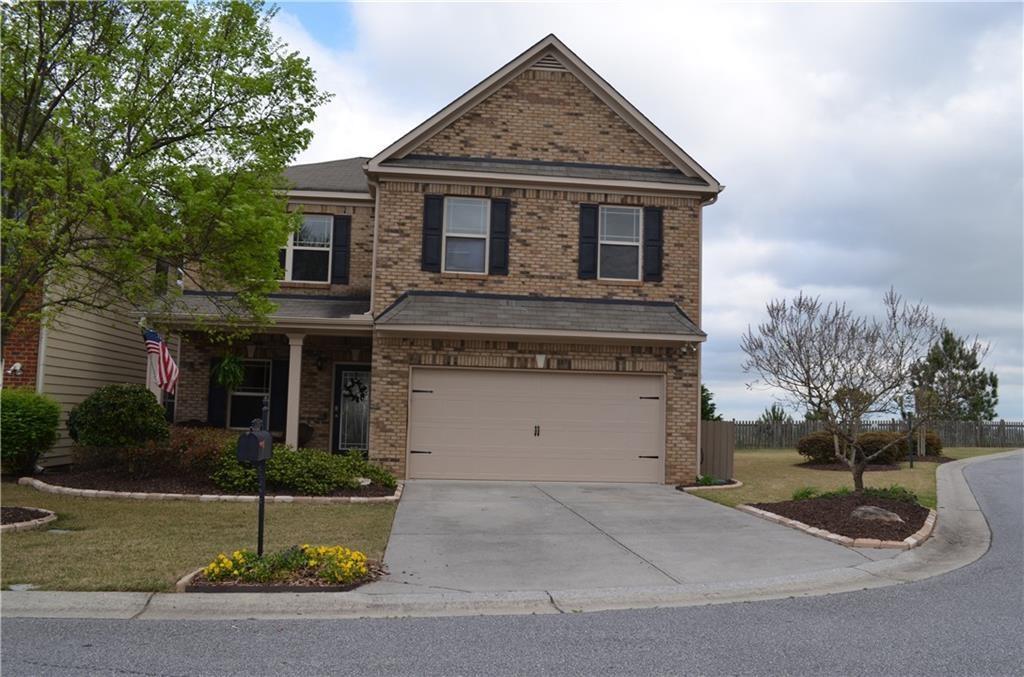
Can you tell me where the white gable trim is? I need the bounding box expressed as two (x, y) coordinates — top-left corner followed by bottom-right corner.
(366, 35), (722, 192)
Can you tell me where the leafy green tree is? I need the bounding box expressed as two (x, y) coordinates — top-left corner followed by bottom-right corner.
(701, 384), (723, 421)
(911, 329), (999, 421)
(1, 1), (330, 340)
(758, 404), (793, 424)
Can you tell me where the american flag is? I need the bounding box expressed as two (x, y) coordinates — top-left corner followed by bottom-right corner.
(143, 329), (179, 394)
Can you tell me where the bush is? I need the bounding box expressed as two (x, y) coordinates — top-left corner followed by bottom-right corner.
(861, 484), (920, 505)
(209, 445), (397, 496)
(167, 426), (238, 475)
(818, 486), (852, 499)
(0, 389), (60, 475)
(796, 431), (842, 464)
(68, 384), (168, 449)
(797, 429), (943, 465)
(791, 486), (818, 501)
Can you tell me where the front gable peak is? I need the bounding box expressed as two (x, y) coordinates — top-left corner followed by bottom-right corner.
(368, 35), (721, 193)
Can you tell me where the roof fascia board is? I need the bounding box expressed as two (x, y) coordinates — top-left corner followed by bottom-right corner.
(374, 323), (706, 345)
(367, 35), (721, 192)
(370, 165), (718, 196)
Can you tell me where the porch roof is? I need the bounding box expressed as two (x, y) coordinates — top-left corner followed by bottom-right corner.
(375, 291), (705, 344)
(160, 291), (372, 331)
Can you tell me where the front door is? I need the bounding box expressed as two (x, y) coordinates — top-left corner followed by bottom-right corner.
(333, 365), (371, 453)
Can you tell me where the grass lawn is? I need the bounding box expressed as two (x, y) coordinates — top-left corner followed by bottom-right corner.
(0, 483), (396, 592)
(697, 447), (1015, 510)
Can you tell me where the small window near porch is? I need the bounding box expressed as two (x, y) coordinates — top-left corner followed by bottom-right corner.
(228, 360), (271, 429)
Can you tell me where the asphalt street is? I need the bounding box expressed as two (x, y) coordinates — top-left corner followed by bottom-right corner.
(2, 454), (1022, 676)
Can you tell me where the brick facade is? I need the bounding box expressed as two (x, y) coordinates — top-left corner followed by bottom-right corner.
(371, 180), (700, 317)
(368, 335), (699, 484)
(413, 68), (674, 170)
(1, 314), (40, 389)
(284, 199), (374, 297)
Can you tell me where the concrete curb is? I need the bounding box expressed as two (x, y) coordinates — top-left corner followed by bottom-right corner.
(17, 477), (403, 505)
(681, 480), (744, 493)
(2, 449), (1018, 620)
(735, 504), (936, 549)
(0, 507), (57, 533)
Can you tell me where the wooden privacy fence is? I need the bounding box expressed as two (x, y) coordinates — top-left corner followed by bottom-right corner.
(731, 419), (1024, 449)
(700, 420), (735, 480)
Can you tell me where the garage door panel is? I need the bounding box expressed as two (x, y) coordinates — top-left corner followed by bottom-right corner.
(408, 368), (664, 482)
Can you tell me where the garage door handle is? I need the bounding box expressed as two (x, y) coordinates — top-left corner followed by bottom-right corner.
(639, 396), (660, 400)
(638, 455), (660, 459)
(410, 450), (432, 454)
(412, 389), (433, 394)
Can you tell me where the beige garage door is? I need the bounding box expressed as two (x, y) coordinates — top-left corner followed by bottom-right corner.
(407, 368), (665, 482)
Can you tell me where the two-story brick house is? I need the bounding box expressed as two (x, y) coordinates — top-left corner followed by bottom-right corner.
(166, 35), (722, 484)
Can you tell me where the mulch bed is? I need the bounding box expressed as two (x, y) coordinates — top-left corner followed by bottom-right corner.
(38, 468), (395, 498)
(1, 506), (51, 525)
(187, 564), (384, 593)
(750, 494), (929, 541)
(799, 455), (950, 472)
(676, 479), (739, 490)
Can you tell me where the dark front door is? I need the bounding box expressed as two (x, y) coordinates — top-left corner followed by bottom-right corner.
(333, 365), (370, 452)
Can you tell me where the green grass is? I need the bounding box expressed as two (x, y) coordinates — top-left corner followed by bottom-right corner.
(0, 484), (396, 592)
(698, 447), (1014, 510)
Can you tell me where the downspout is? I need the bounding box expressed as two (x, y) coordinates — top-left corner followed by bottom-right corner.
(695, 188), (722, 479)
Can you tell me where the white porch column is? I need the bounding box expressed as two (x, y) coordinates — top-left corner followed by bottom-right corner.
(285, 333), (305, 448)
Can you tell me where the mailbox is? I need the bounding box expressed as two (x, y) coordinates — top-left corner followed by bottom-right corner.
(237, 421), (273, 465)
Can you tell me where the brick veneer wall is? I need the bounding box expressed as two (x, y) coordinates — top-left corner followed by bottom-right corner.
(413, 68), (674, 170)
(175, 332), (372, 450)
(1, 314), (40, 388)
(372, 181), (701, 317)
(368, 334), (699, 484)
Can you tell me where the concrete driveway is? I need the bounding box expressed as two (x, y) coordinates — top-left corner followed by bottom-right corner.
(364, 480), (893, 594)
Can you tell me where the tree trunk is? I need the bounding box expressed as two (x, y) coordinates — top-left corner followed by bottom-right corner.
(852, 461), (866, 491)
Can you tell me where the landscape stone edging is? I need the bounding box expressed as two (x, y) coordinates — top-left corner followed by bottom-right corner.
(682, 480), (744, 492)
(175, 568), (204, 593)
(17, 477), (403, 505)
(737, 503), (937, 549)
(0, 507), (58, 533)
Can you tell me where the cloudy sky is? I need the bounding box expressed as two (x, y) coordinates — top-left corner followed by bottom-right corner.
(272, 2), (1023, 420)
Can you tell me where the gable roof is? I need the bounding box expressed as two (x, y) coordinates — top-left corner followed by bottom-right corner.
(367, 35), (721, 194)
(283, 157), (370, 194)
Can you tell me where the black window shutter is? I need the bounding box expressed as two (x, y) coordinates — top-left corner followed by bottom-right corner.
(207, 358), (227, 427)
(269, 359), (289, 434)
(489, 199), (511, 275)
(331, 215), (351, 285)
(643, 207), (664, 282)
(578, 204), (599, 279)
(421, 195), (444, 272)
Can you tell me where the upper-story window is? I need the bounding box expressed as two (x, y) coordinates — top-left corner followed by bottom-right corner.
(443, 197), (490, 274)
(280, 214), (333, 283)
(598, 206), (642, 280)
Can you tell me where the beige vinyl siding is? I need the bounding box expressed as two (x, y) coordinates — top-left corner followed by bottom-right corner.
(40, 304), (152, 466)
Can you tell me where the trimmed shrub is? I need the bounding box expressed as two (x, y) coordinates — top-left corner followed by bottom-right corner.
(209, 445), (397, 496)
(0, 388), (60, 475)
(798, 429), (943, 465)
(68, 384), (168, 448)
(862, 484), (920, 505)
(167, 426), (238, 475)
(796, 431), (842, 464)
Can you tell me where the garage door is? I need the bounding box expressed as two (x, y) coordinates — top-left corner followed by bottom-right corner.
(407, 368), (664, 482)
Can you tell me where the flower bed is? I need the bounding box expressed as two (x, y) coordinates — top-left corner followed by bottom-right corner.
(186, 545), (383, 592)
(0, 506), (57, 533)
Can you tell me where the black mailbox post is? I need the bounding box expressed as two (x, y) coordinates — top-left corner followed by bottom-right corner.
(236, 398), (273, 556)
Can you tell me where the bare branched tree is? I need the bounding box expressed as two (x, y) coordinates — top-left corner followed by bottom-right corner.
(741, 289), (940, 490)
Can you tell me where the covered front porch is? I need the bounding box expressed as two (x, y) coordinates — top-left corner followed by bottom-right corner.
(165, 292), (374, 452)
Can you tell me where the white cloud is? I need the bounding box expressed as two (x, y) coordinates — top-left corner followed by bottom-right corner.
(272, 2), (1022, 420)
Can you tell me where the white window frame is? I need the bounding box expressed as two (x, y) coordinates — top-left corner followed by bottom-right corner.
(441, 197), (490, 275)
(227, 359), (272, 430)
(597, 205), (643, 281)
(281, 214), (333, 284)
